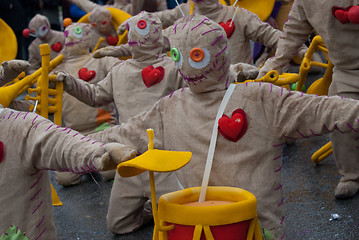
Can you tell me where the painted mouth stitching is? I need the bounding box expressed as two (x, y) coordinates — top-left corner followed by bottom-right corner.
(178, 69), (206, 85)
(65, 37), (90, 47)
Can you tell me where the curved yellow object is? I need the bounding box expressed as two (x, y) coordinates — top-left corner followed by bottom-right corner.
(157, 186), (262, 240)
(0, 18), (17, 62)
(117, 149), (192, 177)
(78, 7), (131, 45)
(219, 0), (275, 21)
(311, 141), (332, 165)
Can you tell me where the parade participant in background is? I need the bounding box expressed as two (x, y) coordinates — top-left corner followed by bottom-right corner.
(25, 14), (65, 74)
(258, 0), (359, 199)
(52, 22), (121, 185)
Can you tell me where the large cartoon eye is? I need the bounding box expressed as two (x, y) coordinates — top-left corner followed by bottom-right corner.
(135, 19), (150, 35)
(38, 24), (48, 37)
(73, 27), (83, 38)
(188, 47), (210, 69)
(171, 47), (183, 69)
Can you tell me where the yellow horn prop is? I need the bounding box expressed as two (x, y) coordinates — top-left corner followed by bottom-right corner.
(0, 53), (63, 108)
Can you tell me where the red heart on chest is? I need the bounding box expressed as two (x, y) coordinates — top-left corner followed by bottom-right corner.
(219, 19), (235, 38)
(0, 141), (4, 163)
(334, 9), (350, 24)
(106, 35), (119, 46)
(141, 65), (165, 88)
(78, 67), (96, 82)
(348, 6), (359, 24)
(51, 42), (63, 52)
(218, 109), (247, 142)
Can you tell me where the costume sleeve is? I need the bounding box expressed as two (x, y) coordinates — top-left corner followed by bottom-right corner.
(251, 83), (359, 140)
(93, 43), (132, 59)
(68, 0), (98, 12)
(27, 42), (41, 74)
(153, 4), (187, 28)
(258, 0), (313, 77)
(0, 109), (135, 172)
(90, 100), (165, 153)
(239, 8), (281, 49)
(59, 69), (116, 107)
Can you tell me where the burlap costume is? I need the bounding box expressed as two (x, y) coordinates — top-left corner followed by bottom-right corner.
(27, 14), (65, 74)
(258, 0), (359, 199)
(155, 0), (287, 65)
(51, 23), (120, 185)
(0, 107), (136, 240)
(88, 6), (119, 51)
(56, 12), (185, 233)
(0, 60), (29, 86)
(89, 16), (359, 238)
(68, 0), (167, 15)
(0, 60), (34, 111)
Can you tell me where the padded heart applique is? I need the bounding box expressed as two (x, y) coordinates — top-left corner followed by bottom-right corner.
(219, 19), (235, 38)
(348, 6), (359, 24)
(78, 67), (96, 82)
(335, 9), (350, 24)
(51, 42), (63, 52)
(141, 65), (165, 88)
(0, 141), (4, 163)
(218, 109), (247, 142)
(106, 35), (119, 46)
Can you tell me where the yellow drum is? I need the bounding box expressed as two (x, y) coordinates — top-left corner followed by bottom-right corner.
(157, 186), (262, 240)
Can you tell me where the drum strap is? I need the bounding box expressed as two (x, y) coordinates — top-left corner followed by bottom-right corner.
(199, 83), (236, 202)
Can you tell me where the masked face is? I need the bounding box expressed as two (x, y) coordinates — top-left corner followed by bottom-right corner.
(169, 15), (231, 93)
(89, 7), (113, 35)
(28, 14), (51, 40)
(124, 11), (163, 48)
(64, 23), (92, 53)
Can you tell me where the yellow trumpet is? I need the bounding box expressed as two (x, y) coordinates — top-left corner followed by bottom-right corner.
(0, 53), (63, 108)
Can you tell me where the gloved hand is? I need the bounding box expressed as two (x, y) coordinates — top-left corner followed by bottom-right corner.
(230, 62), (259, 82)
(257, 58), (283, 79)
(55, 71), (75, 90)
(0, 60), (30, 84)
(95, 142), (137, 171)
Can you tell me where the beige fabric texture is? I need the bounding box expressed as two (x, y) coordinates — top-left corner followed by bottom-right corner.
(27, 14), (65, 74)
(258, 0), (359, 197)
(156, 0), (281, 64)
(0, 60), (33, 111)
(52, 23), (119, 135)
(0, 107), (135, 240)
(91, 16), (359, 238)
(58, 12), (185, 124)
(69, 0), (167, 15)
(52, 23), (120, 185)
(0, 60), (29, 85)
(88, 6), (119, 51)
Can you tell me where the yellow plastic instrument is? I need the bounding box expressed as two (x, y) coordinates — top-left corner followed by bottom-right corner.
(0, 54), (63, 109)
(78, 7), (131, 46)
(27, 44), (64, 205)
(242, 70), (299, 90)
(0, 18), (17, 63)
(294, 36), (334, 164)
(117, 129), (262, 240)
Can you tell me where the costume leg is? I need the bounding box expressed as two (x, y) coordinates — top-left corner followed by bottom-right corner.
(55, 171), (82, 186)
(107, 171), (182, 234)
(99, 169), (116, 181)
(329, 83), (359, 198)
(107, 172), (150, 234)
